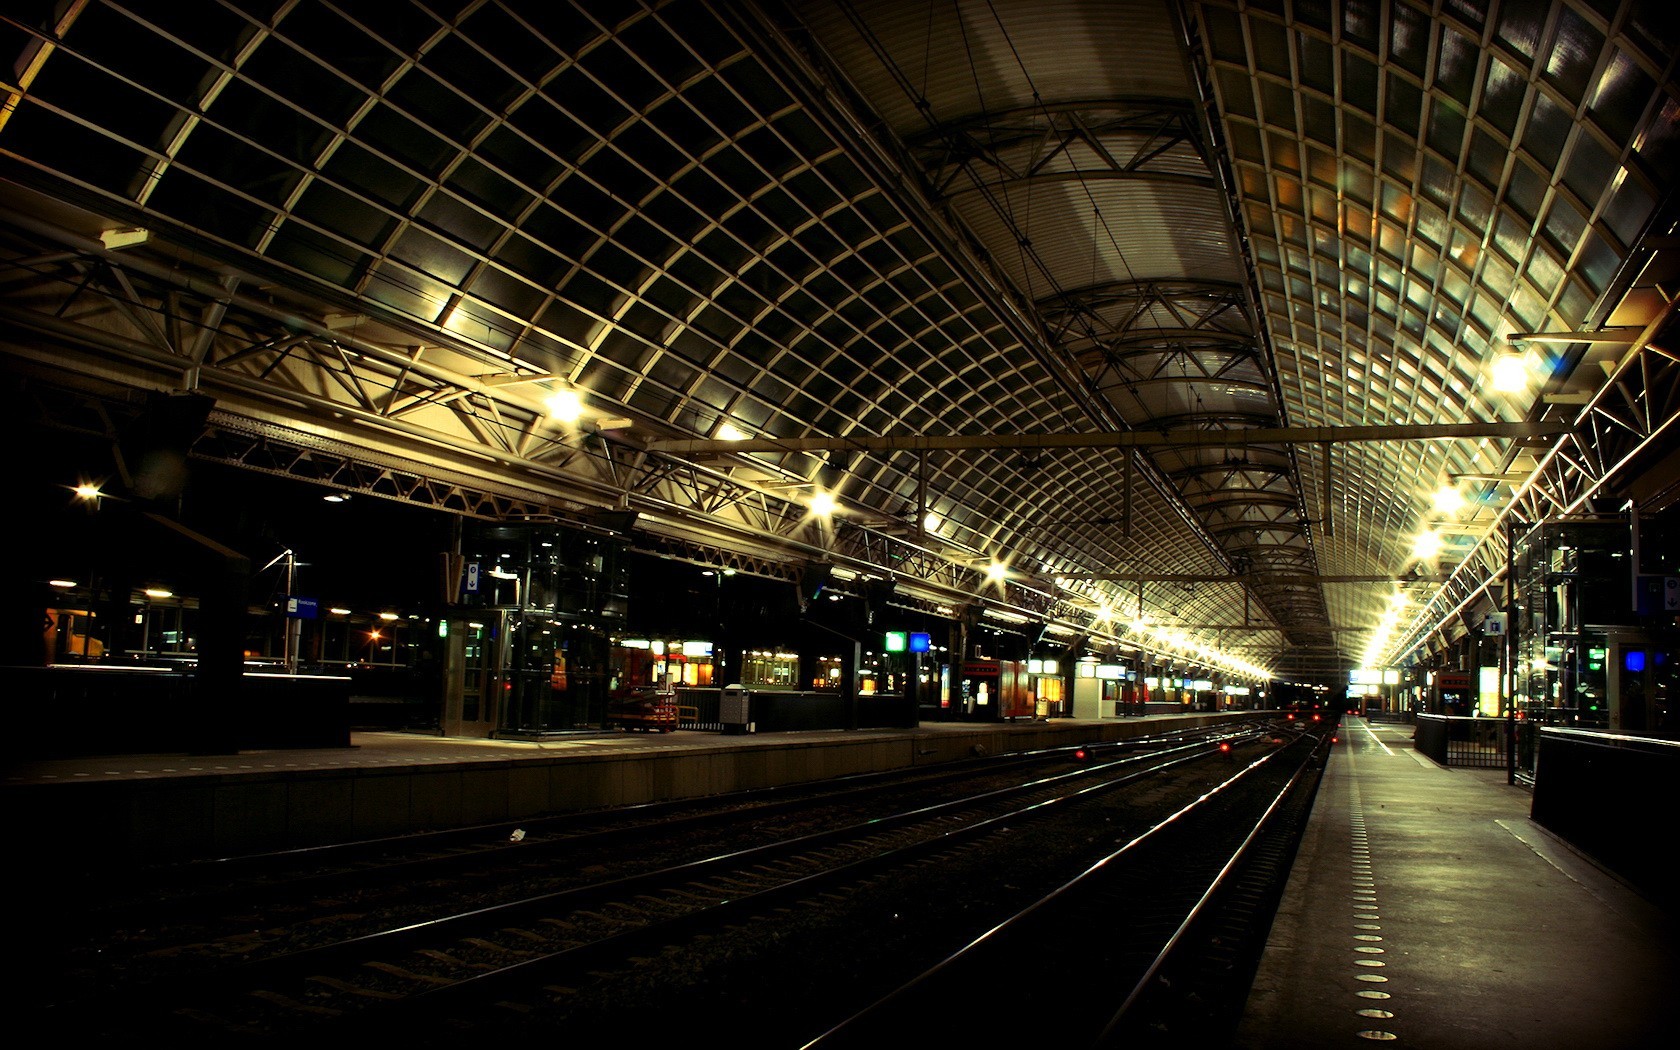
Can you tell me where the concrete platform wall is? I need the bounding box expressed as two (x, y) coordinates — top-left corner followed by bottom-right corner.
(11, 714), (1252, 868)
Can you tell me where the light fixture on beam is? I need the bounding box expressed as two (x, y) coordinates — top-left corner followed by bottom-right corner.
(807, 490), (837, 518)
(544, 386), (583, 423)
(1490, 352), (1530, 392)
(100, 227), (148, 250)
(1412, 530), (1444, 560)
(1431, 484), (1466, 515)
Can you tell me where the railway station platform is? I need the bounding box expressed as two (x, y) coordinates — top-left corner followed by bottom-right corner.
(8, 711), (1672, 1049)
(2, 711), (1241, 871)
(1234, 716), (1675, 1050)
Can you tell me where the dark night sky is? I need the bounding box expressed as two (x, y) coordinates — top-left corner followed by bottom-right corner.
(22, 422), (455, 614)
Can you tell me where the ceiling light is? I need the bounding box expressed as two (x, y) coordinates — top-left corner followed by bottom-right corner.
(545, 387), (584, 423)
(1490, 353), (1529, 392)
(1412, 529), (1443, 561)
(808, 491), (837, 517)
(1431, 485), (1466, 515)
(100, 227), (148, 250)
(715, 421), (748, 441)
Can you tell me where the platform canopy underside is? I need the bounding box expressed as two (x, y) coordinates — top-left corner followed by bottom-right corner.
(2, 0), (1677, 683)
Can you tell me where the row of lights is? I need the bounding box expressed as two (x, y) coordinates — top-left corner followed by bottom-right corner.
(1375, 344), (1546, 665)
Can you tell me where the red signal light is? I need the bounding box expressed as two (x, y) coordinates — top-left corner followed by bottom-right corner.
(1312, 713), (1321, 721)
(1074, 747), (1089, 760)
(1286, 712), (1295, 721)
(1219, 741), (1231, 753)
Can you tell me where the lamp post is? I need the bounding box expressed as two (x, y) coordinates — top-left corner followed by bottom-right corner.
(259, 546), (300, 673)
(1504, 517), (1527, 784)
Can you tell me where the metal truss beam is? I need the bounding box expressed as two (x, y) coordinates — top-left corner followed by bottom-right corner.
(10, 249), (1265, 670)
(903, 100), (1212, 202)
(1058, 573), (1444, 584)
(649, 421), (1573, 455)
(1386, 294), (1680, 665)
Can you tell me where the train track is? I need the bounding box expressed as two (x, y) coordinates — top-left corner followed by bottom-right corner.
(804, 717), (1335, 1049)
(26, 721), (1324, 1045)
(29, 727), (1226, 974)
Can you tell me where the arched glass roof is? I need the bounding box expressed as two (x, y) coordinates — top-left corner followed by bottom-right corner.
(2, 0), (1676, 683)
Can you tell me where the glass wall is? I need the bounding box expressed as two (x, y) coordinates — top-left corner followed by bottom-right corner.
(454, 522), (630, 735)
(1512, 520), (1634, 727)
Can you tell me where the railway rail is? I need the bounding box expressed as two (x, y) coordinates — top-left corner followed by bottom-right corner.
(34, 725), (1228, 952)
(25, 719), (1331, 1045)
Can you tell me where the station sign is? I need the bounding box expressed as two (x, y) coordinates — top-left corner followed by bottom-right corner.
(285, 596), (319, 619)
(886, 631), (932, 654)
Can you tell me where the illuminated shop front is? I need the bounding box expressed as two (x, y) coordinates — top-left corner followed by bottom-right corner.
(612, 637), (717, 690)
(1027, 657), (1064, 717)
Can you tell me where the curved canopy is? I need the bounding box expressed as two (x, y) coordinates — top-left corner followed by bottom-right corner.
(2, 0), (1677, 684)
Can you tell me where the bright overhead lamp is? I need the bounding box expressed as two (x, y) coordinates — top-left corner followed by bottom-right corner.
(100, 227), (149, 250)
(1412, 529), (1443, 560)
(545, 387), (584, 423)
(1431, 484), (1466, 515)
(808, 491), (837, 517)
(1490, 353), (1530, 393)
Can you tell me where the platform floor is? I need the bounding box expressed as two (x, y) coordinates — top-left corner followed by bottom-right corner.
(4, 715), (1207, 865)
(1, 716), (1115, 785)
(1234, 716), (1675, 1050)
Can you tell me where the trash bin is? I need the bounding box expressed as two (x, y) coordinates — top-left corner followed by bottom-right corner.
(721, 684), (754, 734)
